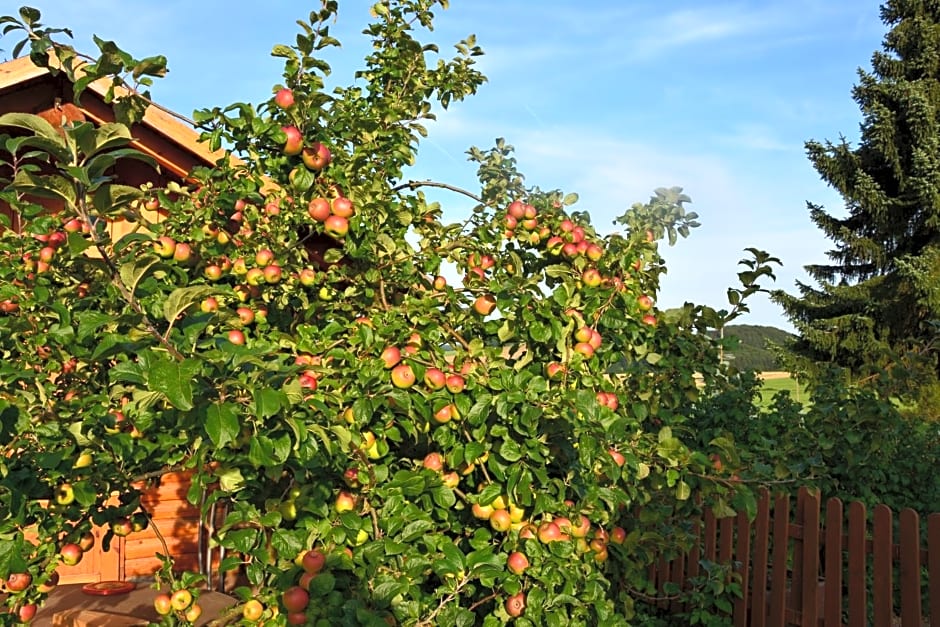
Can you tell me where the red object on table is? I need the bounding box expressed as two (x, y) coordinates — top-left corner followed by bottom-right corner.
(81, 580), (136, 596)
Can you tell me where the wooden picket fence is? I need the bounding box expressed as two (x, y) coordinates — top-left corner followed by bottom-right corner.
(648, 487), (940, 626)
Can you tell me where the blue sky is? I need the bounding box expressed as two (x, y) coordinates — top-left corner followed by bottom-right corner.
(14, 1), (887, 329)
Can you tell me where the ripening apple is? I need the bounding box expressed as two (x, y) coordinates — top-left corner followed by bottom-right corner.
(433, 275), (447, 290)
(471, 502), (494, 520)
(424, 367), (446, 390)
(324, 214), (349, 238)
(335, 491), (356, 513)
(227, 329), (246, 345)
(331, 196), (354, 218)
(546, 235), (564, 254)
(574, 326), (594, 344)
(637, 294), (654, 311)
(380, 346), (402, 368)
(574, 342), (595, 358)
(307, 197), (331, 222)
(302, 142), (332, 171)
(506, 551), (529, 575)
(610, 526), (627, 545)
(281, 125), (303, 156)
(298, 268), (316, 286)
(274, 87), (295, 108)
(445, 374), (465, 394)
(263, 264), (282, 284)
(490, 508), (512, 532)
(509, 503), (525, 523)
(173, 242), (193, 264)
(537, 521), (564, 543)
(441, 471), (460, 489)
(571, 515), (592, 538)
(203, 264), (223, 281)
(255, 249), (275, 267)
(55, 483), (75, 506)
(608, 449), (626, 467)
(79, 531), (96, 552)
(589, 328), (602, 350)
(17, 604), (38, 623)
(343, 467), (361, 488)
(242, 598), (265, 622)
(111, 517), (133, 537)
(505, 592), (526, 618)
(432, 403), (455, 424)
(63, 218), (84, 233)
(287, 612), (308, 626)
(282, 585), (310, 613)
(36, 571), (59, 594)
(200, 297), (219, 314)
(60, 543), (83, 566)
(390, 363), (416, 389)
(236, 307), (255, 325)
(473, 294), (497, 316)
(73, 450), (94, 469)
(642, 313), (657, 326)
(545, 362), (566, 380)
(423, 452), (444, 472)
(582, 268), (602, 287)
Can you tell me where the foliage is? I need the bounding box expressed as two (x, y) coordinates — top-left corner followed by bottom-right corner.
(772, 0), (940, 418)
(0, 2), (785, 625)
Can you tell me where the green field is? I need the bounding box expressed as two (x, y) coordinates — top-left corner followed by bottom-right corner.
(757, 373), (807, 409)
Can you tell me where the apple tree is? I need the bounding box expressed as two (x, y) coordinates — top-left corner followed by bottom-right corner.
(0, 2), (775, 625)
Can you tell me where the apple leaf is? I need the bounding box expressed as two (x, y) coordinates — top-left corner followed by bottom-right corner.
(163, 285), (218, 324)
(145, 356), (195, 411)
(205, 403), (239, 449)
(217, 468), (246, 493)
(253, 387), (285, 419)
(119, 256), (160, 296)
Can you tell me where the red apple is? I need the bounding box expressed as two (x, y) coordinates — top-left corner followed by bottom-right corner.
(274, 88), (295, 109)
(307, 197), (331, 222)
(263, 264), (282, 284)
(505, 592), (526, 617)
(582, 268), (602, 287)
(111, 517), (133, 537)
(200, 297), (219, 314)
(423, 452), (444, 471)
(473, 294), (497, 316)
(153, 236), (176, 258)
(574, 342), (595, 358)
(537, 521), (564, 543)
(490, 508), (512, 532)
(608, 449), (626, 467)
(227, 329), (246, 345)
(507, 200), (525, 219)
(255, 249), (274, 267)
(507, 551), (529, 575)
(60, 543), (83, 566)
(203, 264), (222, 281)
(445, 374), (465, 394)
(298, 268), (317, 286)
(642, 313), (657, 326)
(78, 531), (96, 552)
(324, 215), (349, 238)
(335, 491), (356, 513)
(6, 573), (31, 592)
(281, 125), (303, 156)
(471, 502), (494, 520)
(432, 403), (455, 424)
(236, 307), (255, 325)
(245, 268), (265, 286)
(637, 294), (653, 311)
(331, 196), (354, 218)
(424, 367), (446, 390)
(173, 242), (193, 264)
(282, 585), (310, 613)
(302, 142), (331, 171)
(287, 612), (308, 626)
(36, 571), (59, 594)
(380, 346), (402, 368)
(610, 526), (627, 545)
(16, 604), (37, 623)
(302, 549), (326, 575)
(432, 275), (447, 290)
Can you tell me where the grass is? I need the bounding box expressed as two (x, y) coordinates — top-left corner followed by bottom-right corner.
(757, 372), (808, 409)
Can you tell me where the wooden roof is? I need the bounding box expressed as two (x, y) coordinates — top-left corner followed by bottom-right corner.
(0, 54), (228, 180)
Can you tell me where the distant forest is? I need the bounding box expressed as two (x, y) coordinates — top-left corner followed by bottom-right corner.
(712, 324), (794, 372)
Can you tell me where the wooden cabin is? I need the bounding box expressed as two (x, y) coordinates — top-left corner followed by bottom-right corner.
(0, 54), (225, 585)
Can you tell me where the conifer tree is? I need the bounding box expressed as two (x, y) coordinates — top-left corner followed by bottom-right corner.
(774, 0), (940, 413)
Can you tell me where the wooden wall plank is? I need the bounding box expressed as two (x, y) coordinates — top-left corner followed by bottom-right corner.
(768, 493), (789, 627)
(733, 508), (752, 627)
(898, 508), (921, 627)
(872, 505), (893, 627)
(846, 500), (867, 627)
(928, 513), (940, 626)
(752, 489), (771, 627)
(824, 497), (844, 627)
(800, 489), (821, 627)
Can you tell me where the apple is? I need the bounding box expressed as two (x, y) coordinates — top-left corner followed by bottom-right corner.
(60, 543), (83, 566)
(424, 367), (446, 390)
(236, 307), (255, 325)
(562, 242), (579, 257)
(0, 299), (19, 314)
(63, 218), (84, 233)
(287, 612), (308, 626)
(302, 549), (326, 575)
(441, 471), (460, 489)
(16, 604), (37, 623)
(245, 267), (265, 286)
(422, 452), (444, 472)
(324, 215), (349, 238)
(73, 451), (93, 469)
(227, 329), (246, 345)
(610, 526), (627, 545)
(509, 503), (525, 523)
(6, 573), (31, 592)
(55, 483), (75, 506)
(173, 242), (193, 264)
(432, 403), (455, 424)
(490, 508), (512, 532)
(48, 231), (66, 248)
(299, 268), (317, 286)
(79, 531), (96, 552)
(574, 342), (595, 358)
(335, 491), (356, 513)
(589, 329), (602, 350)
(343, 467), (361, 488)
(331, 196), (354, 218)
(642, 313), (657, 327)
(471, 502), (494, 520)
(505, 592), (526, 618)
(507, 551), (529, 575)
(302, 142), (332, 171)
(537, 521), (564, 543)
(180, 604), (202, 623)
(307, 197), (331, 222)
(545, 362), (565, 380)
(519, 524), (538, 540)
(380, 346), (402, 368)
(255, 249), (274, 267)
(298, 372), (318, 390)
(445, 374), (465, 394)
(571, 226), (586, 243)
(204, 264), (223, 281)
(282, 585), (310, 613)
(232, 258), (248, 275)
(586, 242), (604, 261)
(608, 449), (626, 467)
(169, 588), (193, 612)
(281, 125), (303, 156)
(36, 571), (59, 594)
(274, 87), (295, 108)
(637, 294), (654, 311)
(263, 264), (283, 284)
(571, 515), (592, 538)
(390, 363), (416, 389)
(38, 246), (56, 263)
(432, 275), (447, 290)
(582, 268), (602, 287)
(201, 297), (219, 314)
(507, 200), (525, 219)
(154, 236), (176, 258)
(473, 294), (497, 316)
(243, 599), (265, 621)
(111, 517), (133, 537)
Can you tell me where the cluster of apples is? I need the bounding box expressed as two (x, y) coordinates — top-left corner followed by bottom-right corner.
(421, 452), (461, 489)
(471, 493), (527, 534)
(153, 586), (203, 623)
(24, 225), (72, 275)
(1, 569), (60, 623)
(307, 194), (354, 239)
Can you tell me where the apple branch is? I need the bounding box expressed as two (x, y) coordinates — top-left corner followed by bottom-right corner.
(392, 180), (484, 204)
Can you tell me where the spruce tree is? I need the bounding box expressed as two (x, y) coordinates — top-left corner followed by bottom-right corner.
(774, 0), (940, 413)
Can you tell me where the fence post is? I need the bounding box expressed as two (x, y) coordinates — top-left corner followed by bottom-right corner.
(823, 497), (843, 627)
(872, 504), (893, 626)
(752, 489), (771, 627)
(768, 492), (790, 627)
(929, 513), (940, 625)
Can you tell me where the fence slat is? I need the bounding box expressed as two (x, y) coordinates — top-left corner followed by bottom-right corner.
(688, 515), (701, 583)
(872, 504), (893, 627)
(898, 508), (921, 627)
(769, 493), (790, 627)
(752, 489), (771, 627)
(847, 500), (867, 627)
(720, 515), (734, 563)
(705, 507), (717, 562)
(800, 489), (821, 627)
(824, 497), (844, 627)
(929, 513), (940, 626)
(734, 508), (751, 627)
(670, 551), (685, 613)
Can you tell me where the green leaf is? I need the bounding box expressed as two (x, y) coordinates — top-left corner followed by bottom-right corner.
(253, 387), (285, 419)
(119, 256), (160, 295)
(92, 183), (144, 216)
(0, 112), (65, 146)
(163, 285), (218, 323)
(206, 403), (240, 448)
(145, 357), (195, 410)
